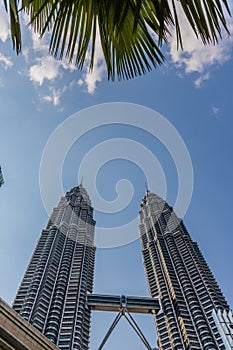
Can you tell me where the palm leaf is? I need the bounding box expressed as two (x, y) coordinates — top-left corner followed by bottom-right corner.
(4, 0), (232, 80)
(4, 0), (21, 53)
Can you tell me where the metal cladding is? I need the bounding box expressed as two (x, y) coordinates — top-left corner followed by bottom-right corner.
(0, 166), (4, 187)
(13, 185), (96, 350)
(139, 190), (232, 350)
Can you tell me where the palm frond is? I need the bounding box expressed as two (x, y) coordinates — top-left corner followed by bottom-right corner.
(176, 0), (231, 44)
(4, 0), (21, 53)
(4, 0), (232, 80)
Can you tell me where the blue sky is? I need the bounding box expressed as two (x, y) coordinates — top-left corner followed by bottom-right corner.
(0, 4), (233, 349)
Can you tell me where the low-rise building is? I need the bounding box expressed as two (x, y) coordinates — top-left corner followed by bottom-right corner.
(0, 297), (59, 350)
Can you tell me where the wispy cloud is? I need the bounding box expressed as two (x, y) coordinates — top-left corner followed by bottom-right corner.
(42, 86), (62, 106)
(194, 73), (210, 88)
(0, 6), (12, 70)
(41, 81), (75, 106)
(84, 61), (106, 94)
(30, 31), (49, 54)
(0, 8), (10, 43)
(78, 31), (106, 94)
(0, 53), (13, 69)
(212, 106), (220, 117)
(77, 79), (83, 86)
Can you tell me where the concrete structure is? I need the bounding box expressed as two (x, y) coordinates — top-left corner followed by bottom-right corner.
(139, 190), (233, 350)
(0, 297), (59, 350)
(13, 185), (96, 350)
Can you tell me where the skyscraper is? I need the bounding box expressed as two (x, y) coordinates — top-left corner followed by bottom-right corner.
(0, 166), (4, 187)
(13, 185), (96, 350)
(139, 190), (233, 350)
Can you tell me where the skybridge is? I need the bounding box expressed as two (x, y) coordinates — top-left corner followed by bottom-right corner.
(87, 294), (161, 350)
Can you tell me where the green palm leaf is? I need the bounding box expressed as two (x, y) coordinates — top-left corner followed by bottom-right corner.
(4, 0), (232, 80)
(4, 0), (21, 53)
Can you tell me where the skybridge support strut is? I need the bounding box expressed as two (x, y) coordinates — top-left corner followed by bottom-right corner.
(98, 312), (122, 350)
(124, 310), (152, 350)
(97, 308), (153, 350)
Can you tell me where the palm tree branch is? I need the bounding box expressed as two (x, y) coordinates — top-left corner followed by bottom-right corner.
(4, 0), (232, 80)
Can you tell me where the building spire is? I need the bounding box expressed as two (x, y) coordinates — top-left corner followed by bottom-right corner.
(145, 181), (149, 195)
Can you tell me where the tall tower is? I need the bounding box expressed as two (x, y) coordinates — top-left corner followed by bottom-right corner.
(0, 166), (4, 187)
(13, 185), (96, 350)
(139, 190), (232, 350)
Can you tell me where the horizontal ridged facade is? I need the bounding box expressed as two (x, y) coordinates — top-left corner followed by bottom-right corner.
(139, 191), (231, 350)
(13, 185), (96, 350)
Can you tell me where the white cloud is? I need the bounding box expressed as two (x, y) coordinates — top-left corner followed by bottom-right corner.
(212, 106), (220, 117)
(28, 31), (66, 86)
(0, 53), (13, 69)
(22, 12), (49, 54)
(194, 73), (210, 88)
(0, 7), (10, 42)
(22, 47), (30, 64)
(41, 81), (75, 106)
(84, 63), (105, 94)
(27, 28), (77, 89)
(0, 5), (105, 100)
(168, 4), (233, 83)
(30, 31), (51, 55)
(42, 87), (62, 106)
(29, 28), (76, 72)
(22, 13), (104, 95)
(29, 56), (61, 85)
(82, 32), (106, 94)
(77, 79), (83, 86)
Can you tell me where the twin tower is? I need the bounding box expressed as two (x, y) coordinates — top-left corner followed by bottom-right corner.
(13, 185), (233, 349)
